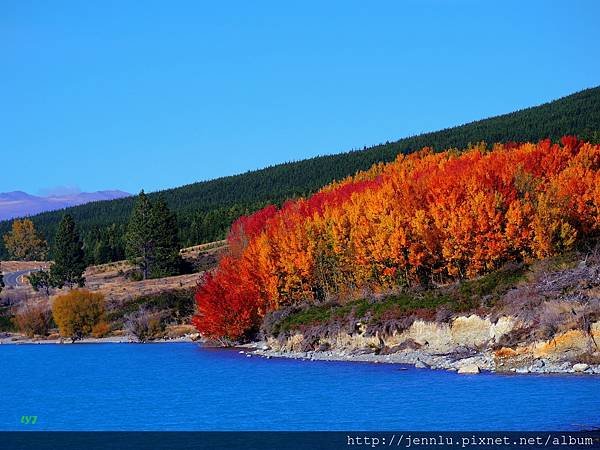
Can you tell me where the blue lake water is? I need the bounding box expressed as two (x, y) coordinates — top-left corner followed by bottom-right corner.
(0, 343), (598, 431)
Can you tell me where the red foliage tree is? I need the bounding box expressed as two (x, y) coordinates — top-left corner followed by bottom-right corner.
(194, 138), (600, 340)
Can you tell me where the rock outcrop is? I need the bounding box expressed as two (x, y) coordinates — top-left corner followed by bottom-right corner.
(266, 316), (600, 374)
(457, 363), (480, 374)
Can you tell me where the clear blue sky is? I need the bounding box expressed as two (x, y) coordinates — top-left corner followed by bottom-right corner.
(2, 0), (599, 195)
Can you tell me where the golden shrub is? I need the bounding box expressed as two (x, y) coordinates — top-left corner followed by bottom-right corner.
(52, 289), (105, 341)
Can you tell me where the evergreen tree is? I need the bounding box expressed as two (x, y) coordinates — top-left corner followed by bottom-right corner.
(125, 191), (155, 280)
(50, 214), (86, 288)
(125, 192), (181, 279)
(150, 197), (182, 278)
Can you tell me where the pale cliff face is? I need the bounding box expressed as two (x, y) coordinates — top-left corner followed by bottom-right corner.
(268, 315), (600, 372)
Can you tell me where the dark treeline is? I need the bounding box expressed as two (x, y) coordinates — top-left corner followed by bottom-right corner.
(1, 86), (599, 264)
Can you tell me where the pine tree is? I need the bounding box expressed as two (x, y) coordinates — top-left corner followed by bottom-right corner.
(150, 197), (182, 278)
(50, 214), (86, 288)
(125, 192), (181, 279)
(125, 191), (155, 279)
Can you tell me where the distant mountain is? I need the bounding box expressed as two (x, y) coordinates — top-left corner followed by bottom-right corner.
(0, 190), (131, 221)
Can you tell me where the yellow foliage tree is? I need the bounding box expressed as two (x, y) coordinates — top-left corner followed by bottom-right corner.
(3, 219), (47, 261)
(52, 289), (105, 341)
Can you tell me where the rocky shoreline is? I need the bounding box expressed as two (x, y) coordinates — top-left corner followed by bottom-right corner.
(3, 327), (599, 375)
(246, 343), (600, 375)
(239, 312), (600, 375)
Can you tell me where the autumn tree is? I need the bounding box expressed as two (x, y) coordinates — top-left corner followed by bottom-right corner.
(51, 289), (105, 341)
(3, 219), (47, 261)
(193, 256), (264, 341)
(50, 215), (86, 288)
(125, 191), (181, 279)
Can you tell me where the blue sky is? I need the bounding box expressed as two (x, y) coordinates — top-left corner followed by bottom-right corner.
(1, 0), (599, 195)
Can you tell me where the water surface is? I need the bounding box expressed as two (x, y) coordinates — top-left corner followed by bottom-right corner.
(1, 343), (598, 430)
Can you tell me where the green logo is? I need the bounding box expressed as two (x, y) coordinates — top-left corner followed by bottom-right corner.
(20, 416), (37, 425)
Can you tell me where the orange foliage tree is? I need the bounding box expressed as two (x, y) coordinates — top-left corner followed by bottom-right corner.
(194, 137), (600, 340)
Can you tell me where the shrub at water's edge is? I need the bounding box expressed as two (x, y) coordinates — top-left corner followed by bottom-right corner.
(13, 302), (53, 338)
(194, 138), (600, 341)
(125, 306), (168, 342)
(52, 289), (106, 342)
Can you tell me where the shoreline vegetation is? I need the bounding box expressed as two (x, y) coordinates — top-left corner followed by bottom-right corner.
(0, 239), (224, 346)
(185, 138), (600, 377)
(3, 252), (600, 376)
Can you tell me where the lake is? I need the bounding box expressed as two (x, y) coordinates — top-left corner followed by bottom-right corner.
(0, 343), (598, 431)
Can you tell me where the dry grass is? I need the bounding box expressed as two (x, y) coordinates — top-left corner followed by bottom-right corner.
(85, 260), (134, 277)
(81, 245), (222, 307)
(1, 261), (50, 272)
(88, 272), (202, 306)
(180, 240), (227, 256)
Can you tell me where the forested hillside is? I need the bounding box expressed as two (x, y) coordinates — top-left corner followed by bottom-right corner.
(2, 86), (599, 263)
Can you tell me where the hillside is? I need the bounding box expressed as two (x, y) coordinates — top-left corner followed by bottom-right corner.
(1, 86), (599, 263)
